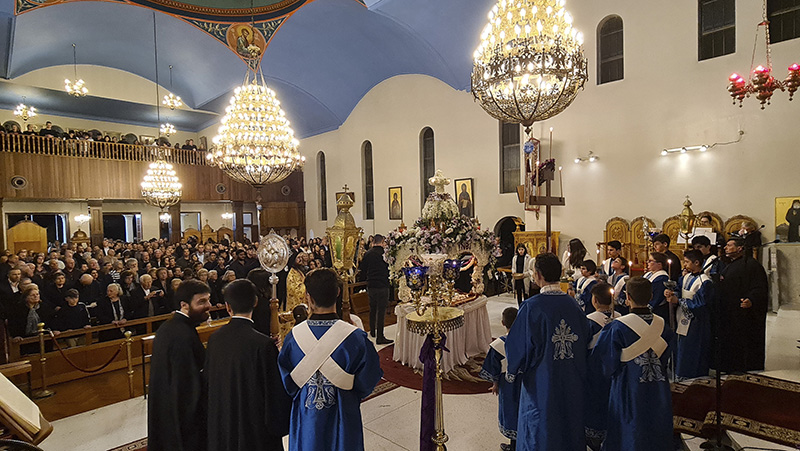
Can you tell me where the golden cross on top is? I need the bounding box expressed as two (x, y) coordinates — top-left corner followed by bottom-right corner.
(428, 169), (450, 194)
(342, 184), (350, 193)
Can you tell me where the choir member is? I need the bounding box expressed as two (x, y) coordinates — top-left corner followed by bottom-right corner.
(205, 279), (291, 451)
(665, 250), (712, 379)
(592, 276), (674, 451)
(278, 269), (382, 451)
(574, 260), (599, 314)
(652, 234), (681, 281)
(643, 253), (670, 322)
(505, 253), (589, 451)
(598, 240), (624, 277)
(147, 280), (212, 451)
(511, 244), (533, 306)
(609, 257), (630, 315)
(691, 235), (718, 276)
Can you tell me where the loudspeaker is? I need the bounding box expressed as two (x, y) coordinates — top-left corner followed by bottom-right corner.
(215, 183), (227, 194)
(10, 175), (28, 190)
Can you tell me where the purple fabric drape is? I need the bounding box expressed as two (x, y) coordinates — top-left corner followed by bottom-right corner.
(419, 332), (448, 451)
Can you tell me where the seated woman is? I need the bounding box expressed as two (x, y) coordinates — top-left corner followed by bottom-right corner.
(95, 283), (130, 341)
(8, 284), (58, 354)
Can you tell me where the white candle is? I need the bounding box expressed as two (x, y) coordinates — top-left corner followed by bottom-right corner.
(558, 166), (563, 198)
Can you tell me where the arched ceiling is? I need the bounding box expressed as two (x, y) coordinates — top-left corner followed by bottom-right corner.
(0, 0), (497, 138)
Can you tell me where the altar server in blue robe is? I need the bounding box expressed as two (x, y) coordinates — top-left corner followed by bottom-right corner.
(608, 257), (630, 315)
(643, 252), (670, 321)
(598, 241), (625, 277)
(480, 307), (522, 451)
(592, 276), (674, 451)
(278, 268), (382, 451)
(584, 282), (621, 450)
(569, 260), (598, 314)
(691, 235), (719, 276)
(506, 253), (590, 451)
(665, 250), (712, 379)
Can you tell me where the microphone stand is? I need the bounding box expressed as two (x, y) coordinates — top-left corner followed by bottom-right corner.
(699, 256), (733, 451)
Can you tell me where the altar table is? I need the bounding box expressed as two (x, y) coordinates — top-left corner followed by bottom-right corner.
(392, 296), (492, 373)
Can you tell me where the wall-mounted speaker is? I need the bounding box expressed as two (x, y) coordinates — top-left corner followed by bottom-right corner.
(10, 175), (28, 190)
(281, 185), (291, 196)
(215, 183), (227, 194)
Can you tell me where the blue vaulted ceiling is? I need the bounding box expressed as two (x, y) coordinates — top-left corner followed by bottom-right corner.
(0, 0), (496, 138)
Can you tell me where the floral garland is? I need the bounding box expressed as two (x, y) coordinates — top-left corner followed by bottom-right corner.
(420, 191), (460, 226)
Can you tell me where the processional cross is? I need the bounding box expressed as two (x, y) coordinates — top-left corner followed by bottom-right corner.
(428, 169), (450, 193)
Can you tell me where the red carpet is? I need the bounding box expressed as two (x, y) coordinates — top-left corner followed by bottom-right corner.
(378, 344), (493, 395)
(672, 374), (800, 447)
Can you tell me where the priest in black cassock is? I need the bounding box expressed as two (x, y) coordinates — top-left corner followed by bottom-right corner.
(717, 236), (769, 373)
(147, 280), (212, 451)
(205, 279), (291, 451)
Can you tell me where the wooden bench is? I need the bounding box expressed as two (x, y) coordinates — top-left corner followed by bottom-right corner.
(0, 361), (32, 397)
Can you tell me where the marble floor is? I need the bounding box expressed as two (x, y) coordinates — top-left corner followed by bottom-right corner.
(39, 294), (800, 451)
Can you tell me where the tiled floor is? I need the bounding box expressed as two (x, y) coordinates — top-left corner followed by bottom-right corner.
(39, 294), (800, 451)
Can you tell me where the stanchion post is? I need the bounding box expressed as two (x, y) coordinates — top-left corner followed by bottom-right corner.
(125, 331), (134, 398)
(33, 322), (54, 399)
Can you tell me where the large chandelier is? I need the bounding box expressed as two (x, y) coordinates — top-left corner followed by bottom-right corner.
(727, 0), (799, 108)
(65, 43), (88, 97)
(162, 65), (183, 110)
(207, 69), (305, 188)
(14, 97), (36, 122)
(471, 0), (587, 134)
(141, 160), (182, 209)
(160, 122), (176, 136)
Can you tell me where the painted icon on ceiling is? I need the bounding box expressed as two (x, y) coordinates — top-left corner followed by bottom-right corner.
(226, 24), (267, 60)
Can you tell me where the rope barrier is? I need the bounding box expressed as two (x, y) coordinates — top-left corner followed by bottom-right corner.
(45, 330), (125, 374)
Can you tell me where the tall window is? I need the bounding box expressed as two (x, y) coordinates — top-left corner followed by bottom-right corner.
(499, 121), (520, 193)
(362, 141), (375, 220)
(420, 127), (435, 202)
(768, 0), (800, 43)
(699, 0), (736, 60)
(597, 16), (624, 84)
(317, 151), (327, 221)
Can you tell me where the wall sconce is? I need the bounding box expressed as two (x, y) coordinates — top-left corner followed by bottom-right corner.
(574, 151), (598, 164)
(660, 130), (744, 157)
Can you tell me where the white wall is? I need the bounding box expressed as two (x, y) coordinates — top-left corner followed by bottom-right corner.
(302, 0), (800, 256)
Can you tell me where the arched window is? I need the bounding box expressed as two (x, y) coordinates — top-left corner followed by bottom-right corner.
(699, 0), (735, 60)
(317, 151), (327, 221)
(597, 15), (624, 84)
(420, 127), (435, 202)
(362, 141), (375, 220)
(768, 0), (800, 43)
(499, 121), (520, 193)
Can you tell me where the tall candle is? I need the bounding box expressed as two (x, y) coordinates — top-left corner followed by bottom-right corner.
(535, 159), (539, 198)
(558, 166), (563, 198)
(549, 127), (553, 160)
(667, 259), (672, 277)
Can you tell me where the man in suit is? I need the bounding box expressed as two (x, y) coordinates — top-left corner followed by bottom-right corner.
(0, 267), (22, 319)
(205, 279), (291, 451)
(128, 274), (167, 319)
(148, 279), (212, 451)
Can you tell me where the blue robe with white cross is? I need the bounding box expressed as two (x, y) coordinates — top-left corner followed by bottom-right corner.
(609, 273), (630, 315)
(505, 290), (590, 451)
(584, 310), (621, 444)
(278, 317), (383, 451)
(578, 278), (598, 314)
(644, 270), (669, 321)
(479, 335), (521, 440)
(675, 273), (713, 379)
(591, 311), (675, 451)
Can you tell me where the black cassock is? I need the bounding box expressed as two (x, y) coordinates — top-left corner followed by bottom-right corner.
(205, 317), (291, 451)
(147, 313), (207, 451)
(717, 255), (768, 372)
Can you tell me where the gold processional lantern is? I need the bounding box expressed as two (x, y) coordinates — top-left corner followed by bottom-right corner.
(326, 188), (364, 321)
(679, 196), (696, 249)
(471, 0), (588, 136)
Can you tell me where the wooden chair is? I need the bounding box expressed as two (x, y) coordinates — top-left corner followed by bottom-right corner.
(724, 214), (758, 240)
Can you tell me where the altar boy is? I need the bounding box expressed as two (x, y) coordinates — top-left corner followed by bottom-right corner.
(480, 307), (521, 451)
(278, 268), (382, 451)
(591, 276), (674, 451)
(665, 250), (713, 379)
(576, 260), (599, 314)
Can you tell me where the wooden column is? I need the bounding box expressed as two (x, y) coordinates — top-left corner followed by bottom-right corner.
(168, 203), (181, 244)
(88, 200), (104, 247)
(232, 201), (244, 243)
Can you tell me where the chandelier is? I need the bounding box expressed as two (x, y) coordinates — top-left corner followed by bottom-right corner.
(162, 65), (183, 110)
(728, 0), (799, 108)
(141, 159), (182, 209)
(160, 122), (176, 136)
(75, 213), (91, 224)
(159, 212), (171, 223)
(65, 43), (88, 97)
(14, 97), (36, 122)
(471, 0), (587, 134)
(221, 212), (234, 220)
(207, 68), (305, 188)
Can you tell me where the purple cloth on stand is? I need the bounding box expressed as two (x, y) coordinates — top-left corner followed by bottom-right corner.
(419, 332), (448, 451)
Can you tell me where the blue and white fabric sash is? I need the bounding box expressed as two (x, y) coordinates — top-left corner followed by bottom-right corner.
(617, 314), (667, 362)
(290, 320), (358, 390)
(489, 337), (507, 373)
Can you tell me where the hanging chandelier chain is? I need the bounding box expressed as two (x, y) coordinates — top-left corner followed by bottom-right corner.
(72, 43), (78, 79)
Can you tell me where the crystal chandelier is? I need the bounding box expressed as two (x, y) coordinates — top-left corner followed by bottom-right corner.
(14, 97), (36, 122)
(75, 213), (91, 224)
(162, 65), (182, 110)
(159, 212), (171, 223)
(207, 68), (305, 188)
(141, 159), (182, 209)
(221, 212), (234, 220)
(65, 43), (88, 97)
(160, 122), (176, 136)
(471, 0), (587, 134)
(727, 1), (799, 108)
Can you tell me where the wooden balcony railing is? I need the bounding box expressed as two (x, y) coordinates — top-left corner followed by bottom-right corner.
(0, 133), (208, 166)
